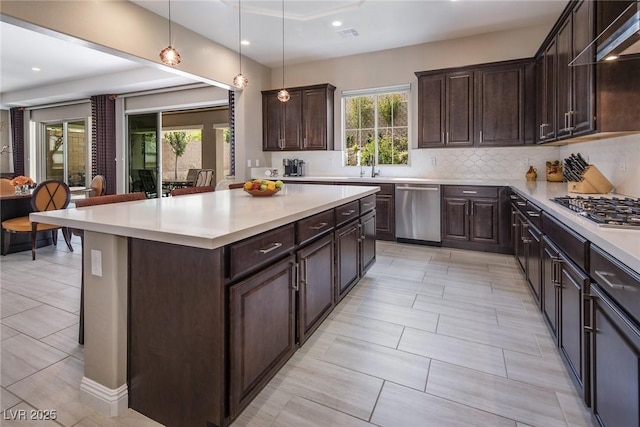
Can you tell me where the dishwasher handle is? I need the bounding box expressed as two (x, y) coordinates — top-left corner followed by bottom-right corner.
(396, 186), (439, 191)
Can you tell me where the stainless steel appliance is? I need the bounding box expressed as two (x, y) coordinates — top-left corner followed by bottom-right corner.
(395, 184), (441, 243)
(283, 159), (304, 177)
(551, 195), (640, 229)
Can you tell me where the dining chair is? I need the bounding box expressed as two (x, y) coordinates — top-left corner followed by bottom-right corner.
(185, 168), (200, 186)
(74, 192), (146, 344)
(138, 170), (169, 197)
(1, 180), (74, 260)
(0, 178), (15, 196)
(194, 169), (214, 187)
(170, 185), (215, 196)
(84, 175), (105, 197)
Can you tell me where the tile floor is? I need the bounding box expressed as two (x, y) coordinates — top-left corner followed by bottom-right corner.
(0, 235), (596, 426)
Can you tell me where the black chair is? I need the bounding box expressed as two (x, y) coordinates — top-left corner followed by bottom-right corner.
(138, 169), (168, 198)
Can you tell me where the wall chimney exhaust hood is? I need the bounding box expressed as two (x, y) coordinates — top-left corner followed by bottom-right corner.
(570, 0), (640, 66)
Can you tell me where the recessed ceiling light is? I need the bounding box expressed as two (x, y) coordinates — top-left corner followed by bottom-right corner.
(605, 55), (618, 61)
(332, 20), (342, 27)
(32, 67), (41, 71)
(241, 40), (250, 46)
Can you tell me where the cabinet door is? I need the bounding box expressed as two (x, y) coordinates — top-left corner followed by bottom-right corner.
(475, 64), (524, 146)
(570, 0), (594, 136)
(543, 39), (557, 141)
(297, 235), (334, 345)
(516, 212), (527, 272)
(535, 55), (545, 143)
(442, 197), (469, 241)
(542, 236), (560, 341)
(446, 71), (474, 146)
(335, 221), (361, 302)
(229, 255), (296, 417)
(302, 87), (329, 150)
(592, 285), (640, 427)
(559, 256), (589, 401)
(417, 74), (446, 147)
(263, 93), (283, 151)
(282, 90), (302, 150)
(469, 198), (498, 244)
(361, 211), (376, 273)
(511, 207), (521, 263)
(556, 17), (572, 140)
(375, 194), (395, 241)
(526, 224), (542, 304)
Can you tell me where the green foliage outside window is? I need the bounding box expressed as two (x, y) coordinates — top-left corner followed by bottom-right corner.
(344, 91), (409, 166)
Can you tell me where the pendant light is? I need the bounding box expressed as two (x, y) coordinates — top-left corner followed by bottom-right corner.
(232, 0), (248, 88)
(159, 0), (181, 66)
(277, 0), (290, 102)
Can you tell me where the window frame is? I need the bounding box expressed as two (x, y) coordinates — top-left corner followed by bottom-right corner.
(342, 84), (411, 167)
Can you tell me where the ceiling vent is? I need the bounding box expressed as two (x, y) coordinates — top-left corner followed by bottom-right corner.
(337, 28), (359, 38)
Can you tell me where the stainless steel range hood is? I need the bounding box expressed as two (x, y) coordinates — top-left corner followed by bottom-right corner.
(570, 1), (640, 66)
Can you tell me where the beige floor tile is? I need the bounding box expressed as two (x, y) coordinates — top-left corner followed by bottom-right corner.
(556, 391), (597, 427)
(364, 275), (444, 299)
(318, 311), (404, 348)
(351, 297), (439, 332)
(348, 283), (417, 308)
(271, 395), (374, 426)
(2, 304), (78, 340)
(1, 325), (20, 341)
(318, 335), (430, 390)
(296, 329), (339, 358)
(426, 360), (567, 427)
(1, 334), (67, 387)
(0, 401), (60, 426)
(367, 263), (426, 281)
(33, 287), (80, 314)
(442, 286), (531, 312)
(230, 384), (293, 427)
(272, 354), (383, 420)
(372, 381), (517, 427)
(40, 323), (84, 361)
(496, 308), (552, 336)
(504, 349), (576, 393)
(74, 408), (164, 427)
(437, 315), (541, 356)
(1, 387), (21, 411)
(398, 327), (507, 377)
(8, 356), (95, 427)
(1, 276), (71, 300)
(412, 293), (498, 324)
(1, 292), (42, 318)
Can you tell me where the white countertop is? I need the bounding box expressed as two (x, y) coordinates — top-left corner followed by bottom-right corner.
(30, 185), (378, 250)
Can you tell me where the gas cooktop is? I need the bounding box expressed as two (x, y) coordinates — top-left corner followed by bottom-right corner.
(551, 196), (640, 229)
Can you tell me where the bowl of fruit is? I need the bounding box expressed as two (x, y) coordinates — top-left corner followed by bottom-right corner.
(243, 179), (284, 197)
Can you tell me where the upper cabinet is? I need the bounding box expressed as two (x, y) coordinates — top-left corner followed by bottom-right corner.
(262, 83), (335, 151)
(537, 0), (640, 144)
(416, 59), (535, 148)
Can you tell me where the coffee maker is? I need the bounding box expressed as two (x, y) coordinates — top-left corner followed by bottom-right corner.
(283, 159), (304, 177)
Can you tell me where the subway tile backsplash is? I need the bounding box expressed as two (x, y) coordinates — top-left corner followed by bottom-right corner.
(270, 134), (639, 197)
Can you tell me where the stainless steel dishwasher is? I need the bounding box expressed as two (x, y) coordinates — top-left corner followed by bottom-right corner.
(395, 184), (441, 244)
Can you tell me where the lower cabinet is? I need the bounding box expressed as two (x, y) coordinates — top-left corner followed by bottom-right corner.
(229, 255), (297, 418)
(361, 210), (376, 273)
(542, 236), (560, 339)
(297, 234), (335, 345)
(525, 221), (542, 304)
(335, 220), (361, 302)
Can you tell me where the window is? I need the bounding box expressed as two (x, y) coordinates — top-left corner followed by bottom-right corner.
(343, 85), (409, 166)
(43, 120), (87, 186)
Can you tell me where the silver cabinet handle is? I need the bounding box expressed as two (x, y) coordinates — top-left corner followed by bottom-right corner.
(259, 242), (283, 254)
(446, 132), (449, 144)
(510, 195), (518, 200)
(526, 211), (541, 217)
(341, 210), (356, 216)
(552, 258), (564, 285)
(292, 262), (300, 291)
(568, 111), (575, 130)
(441, 132), (445, 143)
(511, 211), (518, 227)
(397, 187), (439, 191)
(595, 270), (633, 290)
(309, 222), (328, 230)
(362, 202), (375, 207)
(462, 190), (477, 194)
(517, 201), (526, 207)
(479, 131), (483, 144)
(539, 124), (544, 140)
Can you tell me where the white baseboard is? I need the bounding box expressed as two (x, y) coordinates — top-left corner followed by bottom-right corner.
(80, 376), (128, 417)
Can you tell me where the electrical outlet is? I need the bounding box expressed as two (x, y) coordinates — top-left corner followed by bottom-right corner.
(247, 159), (251, 167)
(619, 159), (627, 171)
(523, 158), (529, 167)
(256, 159), (260, 167)
(91, 249), (102, 277)
(429, 157), (436, 166)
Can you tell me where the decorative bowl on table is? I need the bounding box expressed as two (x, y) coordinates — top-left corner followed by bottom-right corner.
(242, 179), (284, 197)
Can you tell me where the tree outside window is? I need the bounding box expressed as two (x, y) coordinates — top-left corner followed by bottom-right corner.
(344, 89), (409, 166)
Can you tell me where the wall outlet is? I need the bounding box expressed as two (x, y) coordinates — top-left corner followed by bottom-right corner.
(523, 158), (529, 166)
(429, 157), (436, 166)
(91, 249), (102, 277)
(247, 159), (251, 167)
(255, 159), (260, 167)
(619, 159), (627, 171)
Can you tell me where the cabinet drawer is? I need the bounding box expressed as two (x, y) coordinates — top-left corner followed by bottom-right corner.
(335, 201), (360, 226)
(297, 210), (334, 246)
(443, 185), (498, 198)
(591, 244), (640, 325)
(542, 214), (588, 271)
(524, 201), (542, 229)
(360, 195), (376, 214)
(228, 224), (295, 281)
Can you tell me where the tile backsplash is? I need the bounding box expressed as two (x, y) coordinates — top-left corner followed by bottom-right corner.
(269, 134), (639, 197)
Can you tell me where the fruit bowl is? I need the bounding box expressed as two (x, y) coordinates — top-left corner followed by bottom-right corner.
(244, 188), (281, 197)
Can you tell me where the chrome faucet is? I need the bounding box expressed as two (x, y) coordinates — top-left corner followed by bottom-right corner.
(370, 154), (379, 178)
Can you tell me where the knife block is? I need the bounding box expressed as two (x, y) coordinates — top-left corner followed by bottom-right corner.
(567, 165), (614, 194)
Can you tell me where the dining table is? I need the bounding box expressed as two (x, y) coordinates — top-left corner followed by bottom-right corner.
(0, 190), (54, 254)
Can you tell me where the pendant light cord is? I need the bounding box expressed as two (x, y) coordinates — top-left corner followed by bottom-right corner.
(281, 0), (285, 88)
(168, 0), (173, 46)
(238, 0), (242, 73)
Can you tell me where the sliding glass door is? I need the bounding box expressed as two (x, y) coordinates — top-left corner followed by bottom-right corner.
(44, 120), (87, 187)
(128, 113), (161, 197)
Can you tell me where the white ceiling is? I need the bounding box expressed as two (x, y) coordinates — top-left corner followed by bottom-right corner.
(0, 0), (568, 109)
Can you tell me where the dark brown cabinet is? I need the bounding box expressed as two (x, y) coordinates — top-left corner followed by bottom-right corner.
(542, 236), (561, 339)
(229, 255), (297, 417)
(262, 83), (335, 151)
(442, 186), (502, 251)
(416, 71), (474, 147)
(360, 210), (376, 273)
(297, 234), (335, 345)
(335, 220), (361, 302)
(475, 61), (534, 146)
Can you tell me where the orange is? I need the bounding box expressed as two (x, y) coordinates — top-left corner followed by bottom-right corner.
(243, 181), (253, 190)
(267, 182), (276, 191)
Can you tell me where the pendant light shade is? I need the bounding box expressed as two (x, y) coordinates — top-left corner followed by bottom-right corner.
(278, 0), (289, 102)
(160, 0), (181, 66)
(232, 0), (248, 89)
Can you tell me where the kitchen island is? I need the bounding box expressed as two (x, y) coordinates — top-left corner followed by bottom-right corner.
(30, 184), (378, 427)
